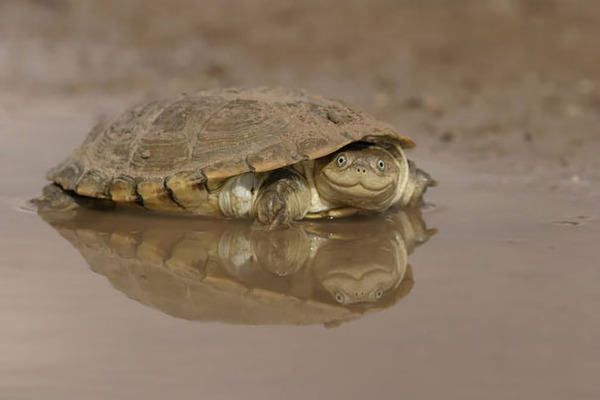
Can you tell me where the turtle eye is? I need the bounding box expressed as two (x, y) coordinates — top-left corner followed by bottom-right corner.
(377, 159), (386, 171)
(334, 292), (345, 303)
(375, 289), (384, 299)
(336, 155), (347, 168)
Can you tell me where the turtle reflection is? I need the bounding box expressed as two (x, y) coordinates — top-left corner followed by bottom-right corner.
(38, 207), (435, 327)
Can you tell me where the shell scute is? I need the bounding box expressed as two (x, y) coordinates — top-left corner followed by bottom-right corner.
(165, 171), (213, 214)
(109, 176), (138, 204)
(131, 132), (189, 172)
(136, 178), (182, 211)
(151, 99), (191, 134)
(48, 159), (84, 191)
(75, 170), (111, 198)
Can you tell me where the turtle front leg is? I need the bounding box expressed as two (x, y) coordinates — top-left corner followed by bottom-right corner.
(254, 169), (311, 228)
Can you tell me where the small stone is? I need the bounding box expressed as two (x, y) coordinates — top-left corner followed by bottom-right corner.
(326, 111), (343, 124)
(440, 131), (455, 142)
(205, 63), (226, 77)
(404, 97), (425, 109)
(141, 150), (151, 159)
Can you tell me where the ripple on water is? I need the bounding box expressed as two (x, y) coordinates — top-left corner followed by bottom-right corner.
(4, 195), (40, 215)
(551, 215), (596, 227)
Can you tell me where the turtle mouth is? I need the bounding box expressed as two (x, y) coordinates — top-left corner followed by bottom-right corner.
(323, 174), (394, 196)
(330, 183), (392, 198)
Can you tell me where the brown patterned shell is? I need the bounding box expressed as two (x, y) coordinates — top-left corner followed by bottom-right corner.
(47, 87), (414, 202)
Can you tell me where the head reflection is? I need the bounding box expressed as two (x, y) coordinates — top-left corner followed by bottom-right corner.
(39, 206), (435, 327)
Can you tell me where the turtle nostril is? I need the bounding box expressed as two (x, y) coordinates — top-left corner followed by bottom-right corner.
(354, 164), (367, 173)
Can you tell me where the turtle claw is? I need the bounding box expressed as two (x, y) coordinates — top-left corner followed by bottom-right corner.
(256, 190), (291, 230)
(34, 184), (80, 211)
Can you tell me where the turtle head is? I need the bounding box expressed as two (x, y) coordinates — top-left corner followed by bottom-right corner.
(315, 143), (407, 211)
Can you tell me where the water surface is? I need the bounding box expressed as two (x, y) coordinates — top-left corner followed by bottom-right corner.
(1, 104), (599, 400)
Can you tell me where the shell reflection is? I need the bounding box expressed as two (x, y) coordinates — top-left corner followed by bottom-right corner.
(39, 208), (435, 327)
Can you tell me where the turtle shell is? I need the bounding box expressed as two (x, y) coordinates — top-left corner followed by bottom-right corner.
(47, 87), (414, 202)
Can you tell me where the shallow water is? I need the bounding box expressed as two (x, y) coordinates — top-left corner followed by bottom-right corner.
(2, 107), (600, 399)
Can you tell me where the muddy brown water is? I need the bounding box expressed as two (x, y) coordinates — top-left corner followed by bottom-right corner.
(1, 103), (599, 400)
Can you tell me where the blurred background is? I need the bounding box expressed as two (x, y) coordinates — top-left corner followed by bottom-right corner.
(1, 2), (600, 400)
(1, 0), (599, 180)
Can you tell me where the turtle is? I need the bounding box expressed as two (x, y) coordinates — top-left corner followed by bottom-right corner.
(37, 201), (435, 326)
(45, 87), (435, 226)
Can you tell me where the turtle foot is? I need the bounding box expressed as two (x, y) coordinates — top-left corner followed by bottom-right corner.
(256, 190), (292, 230)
